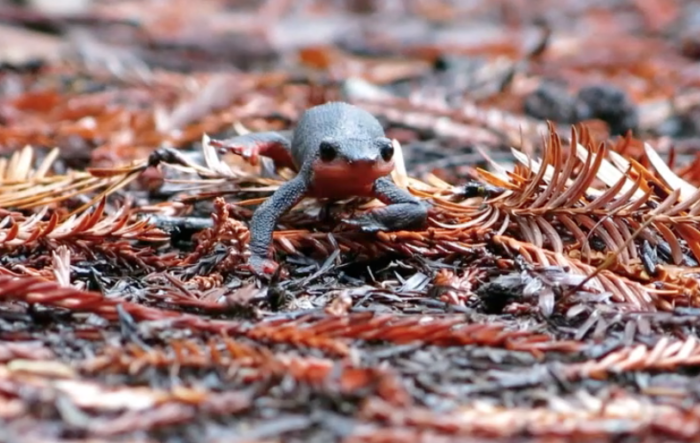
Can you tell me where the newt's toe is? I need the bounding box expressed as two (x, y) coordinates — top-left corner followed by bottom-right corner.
(248, 255), (279, 276)
(343, 214), (387, 233)
(210, 139), (261, 166)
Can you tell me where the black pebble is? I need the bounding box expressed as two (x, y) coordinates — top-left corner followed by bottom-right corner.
(576, 84), (639, 135)
(524, 82), (639, 136)
(523, 82), (591, 124)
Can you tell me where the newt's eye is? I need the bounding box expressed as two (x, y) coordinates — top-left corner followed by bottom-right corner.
(380, 141), (394, 162)
(319, 141), (337, 162)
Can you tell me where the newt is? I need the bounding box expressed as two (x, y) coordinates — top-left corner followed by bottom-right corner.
(210, 101), (429, 276)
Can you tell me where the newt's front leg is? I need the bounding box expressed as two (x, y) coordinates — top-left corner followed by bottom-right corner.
(344, 176), (428, 233)
(247, 175), (308, 275)
(209, 131), (297, 171)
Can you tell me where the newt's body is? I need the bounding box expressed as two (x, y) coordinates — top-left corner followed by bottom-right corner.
(211, 102), (428, 275)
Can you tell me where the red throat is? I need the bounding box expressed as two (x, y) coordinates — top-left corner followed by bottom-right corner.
(307, 159), (395, 200)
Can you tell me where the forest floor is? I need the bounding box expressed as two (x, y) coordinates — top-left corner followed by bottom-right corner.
(2, 1), (700, 442)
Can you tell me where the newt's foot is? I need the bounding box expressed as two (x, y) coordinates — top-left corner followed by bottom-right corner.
(209, 138), (262, 166)
(208, 132), (295, 171)
(248, 255), (279, 276)
(343, 202), (428, 234)
(342, 213), (388, 233)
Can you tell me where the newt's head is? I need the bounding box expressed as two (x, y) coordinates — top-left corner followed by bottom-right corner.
(308, 136), (396, 198)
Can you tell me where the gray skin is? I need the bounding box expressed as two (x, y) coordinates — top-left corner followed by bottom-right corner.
(211, 102), (428, 276)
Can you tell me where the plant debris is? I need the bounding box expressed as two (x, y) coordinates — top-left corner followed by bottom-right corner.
(2, 1), (700, 442)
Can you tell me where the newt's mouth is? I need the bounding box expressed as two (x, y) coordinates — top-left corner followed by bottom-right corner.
(309, 158), (395, 198)
(312, 158), (394, 181)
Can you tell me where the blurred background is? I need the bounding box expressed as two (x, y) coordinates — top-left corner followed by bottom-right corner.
(0, 0), (699, 184)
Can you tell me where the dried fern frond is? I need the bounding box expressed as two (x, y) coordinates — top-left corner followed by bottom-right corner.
(0, 144), (144, 214)
(0, 144), (59, 183)
(566, 335), (700, 380)
(357, 395), (700, 441)
(493, 235), (682, 312)
(436, 124), (700, 276)
(0, 198), (167, 248)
